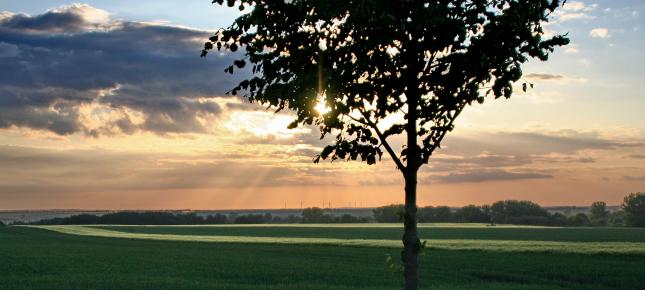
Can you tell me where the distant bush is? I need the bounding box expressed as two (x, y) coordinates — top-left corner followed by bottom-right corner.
(373, 204), (403, 223)
(205, 213), (228, 224)
(548, 213), (568, 227)
(301, 207), (333, 223)
(417, 206), (454, 222)
(234, 213), (272, 224)
(609, 211), (624, 227)
(454, 205), (490, 223)
(491, 200), (549, 224)
(32, 211), (230, 225)
(336, 213), (368, 223)
(0, 220), (4, 227)
(622, 193), (645, 227)
(567, 213), (591, 227)
(590, 201), (609, 226)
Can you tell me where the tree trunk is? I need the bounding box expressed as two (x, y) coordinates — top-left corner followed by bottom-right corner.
(403, 42), (420, 289)
(402, 168), (419, 290)
(403, 84), (420, 290)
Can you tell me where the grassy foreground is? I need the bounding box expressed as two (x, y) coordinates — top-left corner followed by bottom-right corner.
(30, 225), (645, 255)
(93, 223), (645, 242)
(1, 225), (645, 289)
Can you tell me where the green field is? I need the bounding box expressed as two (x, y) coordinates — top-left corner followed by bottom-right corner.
(92, 223), (645, 242)
(1, 224), (644, 290)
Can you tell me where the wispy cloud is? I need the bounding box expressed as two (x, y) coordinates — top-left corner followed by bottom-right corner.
(589, 28), (610, 38)
(551, 1), (597, 23)
(432, 170), (553, 184)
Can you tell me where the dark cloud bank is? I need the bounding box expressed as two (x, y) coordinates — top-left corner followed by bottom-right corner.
(0, 5), (245, 136)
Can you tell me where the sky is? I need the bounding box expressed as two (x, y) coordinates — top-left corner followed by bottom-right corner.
(0, 0), (644, 210)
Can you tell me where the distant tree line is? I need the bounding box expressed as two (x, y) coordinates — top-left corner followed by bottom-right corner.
(22, 193), (645, 227)
(373, 193), (645, 227)
(28, 208), (367, 225)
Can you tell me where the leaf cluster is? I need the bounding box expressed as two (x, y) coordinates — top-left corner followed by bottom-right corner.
(203, 0), (569, 172)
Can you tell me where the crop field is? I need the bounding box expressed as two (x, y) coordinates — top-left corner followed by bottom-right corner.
(1, 224), (645, 290)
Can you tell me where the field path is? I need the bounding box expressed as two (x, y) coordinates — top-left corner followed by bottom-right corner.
(28, 225), (645, 255)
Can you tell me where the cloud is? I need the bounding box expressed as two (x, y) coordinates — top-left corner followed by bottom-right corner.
(624, 175), (645, 181)
(422, 129), (645, 180)
(564, 44), (579, 54)
(429, 154), (533, 173)
(0, 42), (19, 57)
(523, 73), (587, 84)
(432, 170), (552, 184)
(589, 28), (610, 38)
(524, 73), (566, 81)
(577, 157), (596, 163)
(0, 145), (328, 195)
(0, 4), (246, 136)
(440, 130), (630, 157)
(551, 1), (596, 23)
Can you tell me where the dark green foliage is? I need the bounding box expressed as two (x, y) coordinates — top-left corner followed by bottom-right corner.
(32, 211), (226, 225)
(234, 213), (272, 224)
(373, 204), (404, 223)
(567, 213), (591, 227)
(301, 207), (334, 223)
(622, 193), (645, 227)
(418, 206), (455, 222)
(338, 213), (368, 223)
(2, 226), (645, 290)
(590, 201), (609, 226)
(549, 213), (568, 227)
(608, 211), (625, 227)
(205, 213), (229, 224)
(0, 220), (4, 226)
(491, 200), (549, 225)
(454, 205), (491, 223)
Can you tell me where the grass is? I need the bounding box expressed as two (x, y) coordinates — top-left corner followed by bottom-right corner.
(29, 225), (645, 255)
(89, 223), (645, 242)
(1, 225), (644, 289)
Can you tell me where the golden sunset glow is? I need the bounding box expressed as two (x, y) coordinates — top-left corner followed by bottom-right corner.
(0, 1), (644, 210)
(315, 93), (331, 115)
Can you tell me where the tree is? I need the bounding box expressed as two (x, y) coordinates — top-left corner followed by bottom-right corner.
(202, 1), (568, 288)
(373, 204), (404, 223)
(567, 213), (591, 227)
(433, 206), (454, 222)
(490, 200), (549, 224)
(301, 207), (333, 223)
(622, 193), (645, 227)
(589, 201), (609, 226)
(455, 205), (490, 223)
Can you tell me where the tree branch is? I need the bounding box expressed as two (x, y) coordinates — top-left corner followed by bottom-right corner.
(357, 110), (406, 173)
(425, 103), (466, 158)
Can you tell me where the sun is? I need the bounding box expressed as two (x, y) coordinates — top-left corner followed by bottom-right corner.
(314, 92), (331, 115)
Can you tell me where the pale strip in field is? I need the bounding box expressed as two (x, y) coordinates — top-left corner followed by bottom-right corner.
(28, 225), (645, 255)
(62, 223), (560, 228)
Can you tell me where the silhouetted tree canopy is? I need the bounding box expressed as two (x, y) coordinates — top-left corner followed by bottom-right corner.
(202, 2), (569, 287)
(203, 0), (568, 169)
